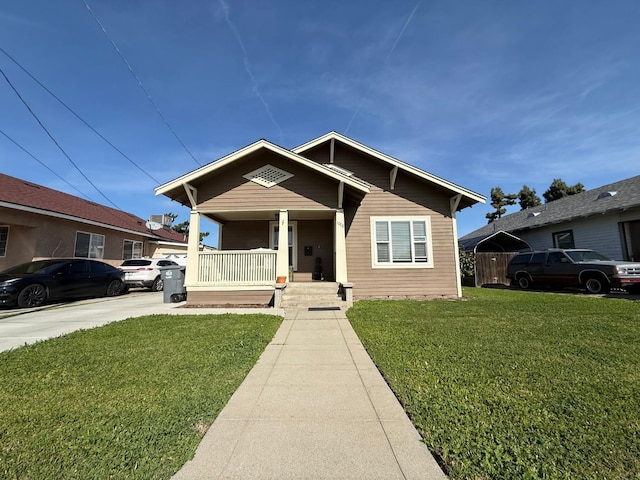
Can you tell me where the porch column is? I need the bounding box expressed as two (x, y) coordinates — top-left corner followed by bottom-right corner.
(276, 209), (289, 280)
(334, 209), (348, 283)
(185, 209), (200, 286)
(450, 195), (463, 298)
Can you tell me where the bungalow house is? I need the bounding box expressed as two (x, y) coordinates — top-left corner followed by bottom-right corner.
(460, 175), (640, 265)
(155, 132), (485, 306)
(0, 173), (187, 271)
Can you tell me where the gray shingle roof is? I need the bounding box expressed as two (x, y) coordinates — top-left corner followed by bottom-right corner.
(460, 175), (640, 241)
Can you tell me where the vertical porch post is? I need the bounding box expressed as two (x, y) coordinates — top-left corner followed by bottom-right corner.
(276, 209), (289, 281)
(450, 195), (463, 298)
(185, 209), (201, 286)
(334, 209), (348, 283)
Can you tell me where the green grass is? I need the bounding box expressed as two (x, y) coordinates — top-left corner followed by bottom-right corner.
(0, 313), (281, 480)
(348, 288), (640, 480)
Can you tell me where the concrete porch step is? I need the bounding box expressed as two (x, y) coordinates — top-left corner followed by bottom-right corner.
(281, 282), (346, 308)
(284, 282), (341, 294)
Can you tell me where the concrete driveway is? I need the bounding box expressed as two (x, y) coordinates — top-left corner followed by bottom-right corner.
(0, 291), (282, 353)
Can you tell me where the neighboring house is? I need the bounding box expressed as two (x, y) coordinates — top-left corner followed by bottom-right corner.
(460, 175), (640, 263)
(0, 173), (187, 271)
(155, 131), (485, 306)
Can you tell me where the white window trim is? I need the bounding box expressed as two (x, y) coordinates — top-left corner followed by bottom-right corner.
(74, 231), (105, 259)
(123, 239), (143, 260)
(269, 220), (298, 271)
(370, 216), (434, 269)
(552, 230), (575, 249)
(0, 225), (8, 257)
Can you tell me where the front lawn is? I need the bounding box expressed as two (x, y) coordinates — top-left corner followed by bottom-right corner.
(348, 288), (640, 479)
(0, 313), (281, 480)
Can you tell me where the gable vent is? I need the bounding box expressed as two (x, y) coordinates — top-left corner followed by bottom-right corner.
(243, 164), (293, 188)
(597, 191), (617, 199)
(324, 164), (354, 177)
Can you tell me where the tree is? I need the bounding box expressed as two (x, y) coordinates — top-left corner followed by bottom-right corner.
(458, 247), (475, 278)
(542, 179), (585, 203)
(486, 186), (517, 223)
(518, 185), (541, 210)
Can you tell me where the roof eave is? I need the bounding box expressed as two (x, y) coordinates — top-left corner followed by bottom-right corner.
(155, 139), (371, 200)
(294, 131), (485, 205)
(0, 201), (159, 239)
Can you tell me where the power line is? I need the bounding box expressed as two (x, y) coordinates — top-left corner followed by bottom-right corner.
(0, 128), (95, 201)
(0, 47), (160, 184)
(82, 0), (202, 167)
(0, 67), (122, 210)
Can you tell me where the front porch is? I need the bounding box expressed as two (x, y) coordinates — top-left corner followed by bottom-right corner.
(183, 209), (351, 307)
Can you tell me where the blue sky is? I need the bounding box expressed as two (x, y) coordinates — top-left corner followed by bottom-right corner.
(1, 0), (639, 241)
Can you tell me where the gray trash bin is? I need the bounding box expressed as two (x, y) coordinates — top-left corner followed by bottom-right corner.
(160, 265), (186, 303)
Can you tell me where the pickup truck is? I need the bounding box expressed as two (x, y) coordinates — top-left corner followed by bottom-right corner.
(506, 249), (640, 294)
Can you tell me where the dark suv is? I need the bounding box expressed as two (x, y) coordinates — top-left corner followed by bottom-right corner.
(506, 249), (640, 294)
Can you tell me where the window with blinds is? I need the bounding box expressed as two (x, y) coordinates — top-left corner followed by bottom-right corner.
(371, 217), (433, 268)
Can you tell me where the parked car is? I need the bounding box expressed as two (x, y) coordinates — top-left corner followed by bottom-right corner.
(506, 249), (640, 294)
(0, 259), (125, 308)
(158, 252), (187, 267)
(118, 258), (179, 291)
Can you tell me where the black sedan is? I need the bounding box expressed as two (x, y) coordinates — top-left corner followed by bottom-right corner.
(0, 259), (125, 308)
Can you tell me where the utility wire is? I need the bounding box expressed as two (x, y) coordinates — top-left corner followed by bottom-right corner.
(0, 67), (122, 210)
(0, 128), (95, 201)
(82, 0), (202, 167)
(0, 47), (160, 184)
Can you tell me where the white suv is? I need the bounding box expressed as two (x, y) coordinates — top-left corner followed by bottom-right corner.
(119, 258), (179, 291)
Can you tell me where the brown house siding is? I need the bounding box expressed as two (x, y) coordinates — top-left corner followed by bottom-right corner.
(324, 146), (459, 299)
(186, 290), (274, 307)
(221, 221), (270, 250)
(345, 204), (458, 299)
(196, 152), (339, 213)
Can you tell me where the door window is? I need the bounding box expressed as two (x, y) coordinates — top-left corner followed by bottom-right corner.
(270, 222), (297, 270)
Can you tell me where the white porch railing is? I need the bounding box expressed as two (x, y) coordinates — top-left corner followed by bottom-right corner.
(195, 250), (277, 286)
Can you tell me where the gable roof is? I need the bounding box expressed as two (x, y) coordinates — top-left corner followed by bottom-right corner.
(293, 131), (485, 209)
(0, 173), (185, 242)
(156, 132), (485, 211)
(155, 138), (371, 204)
(460, 175), (640, 241)
(459, 230), (532, 253)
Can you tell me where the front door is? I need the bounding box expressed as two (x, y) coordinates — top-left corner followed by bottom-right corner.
(270, 221), (297, 271)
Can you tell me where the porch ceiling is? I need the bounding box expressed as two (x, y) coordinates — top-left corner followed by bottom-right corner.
(204, 209), (337, 223)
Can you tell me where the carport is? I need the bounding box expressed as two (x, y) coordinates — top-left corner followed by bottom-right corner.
(459, 231), (532, 287)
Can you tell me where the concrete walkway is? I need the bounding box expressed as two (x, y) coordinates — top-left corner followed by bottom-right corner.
(172, 307), (446, 480)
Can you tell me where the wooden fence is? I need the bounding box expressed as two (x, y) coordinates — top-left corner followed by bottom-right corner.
(474, 252), (518, 287)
